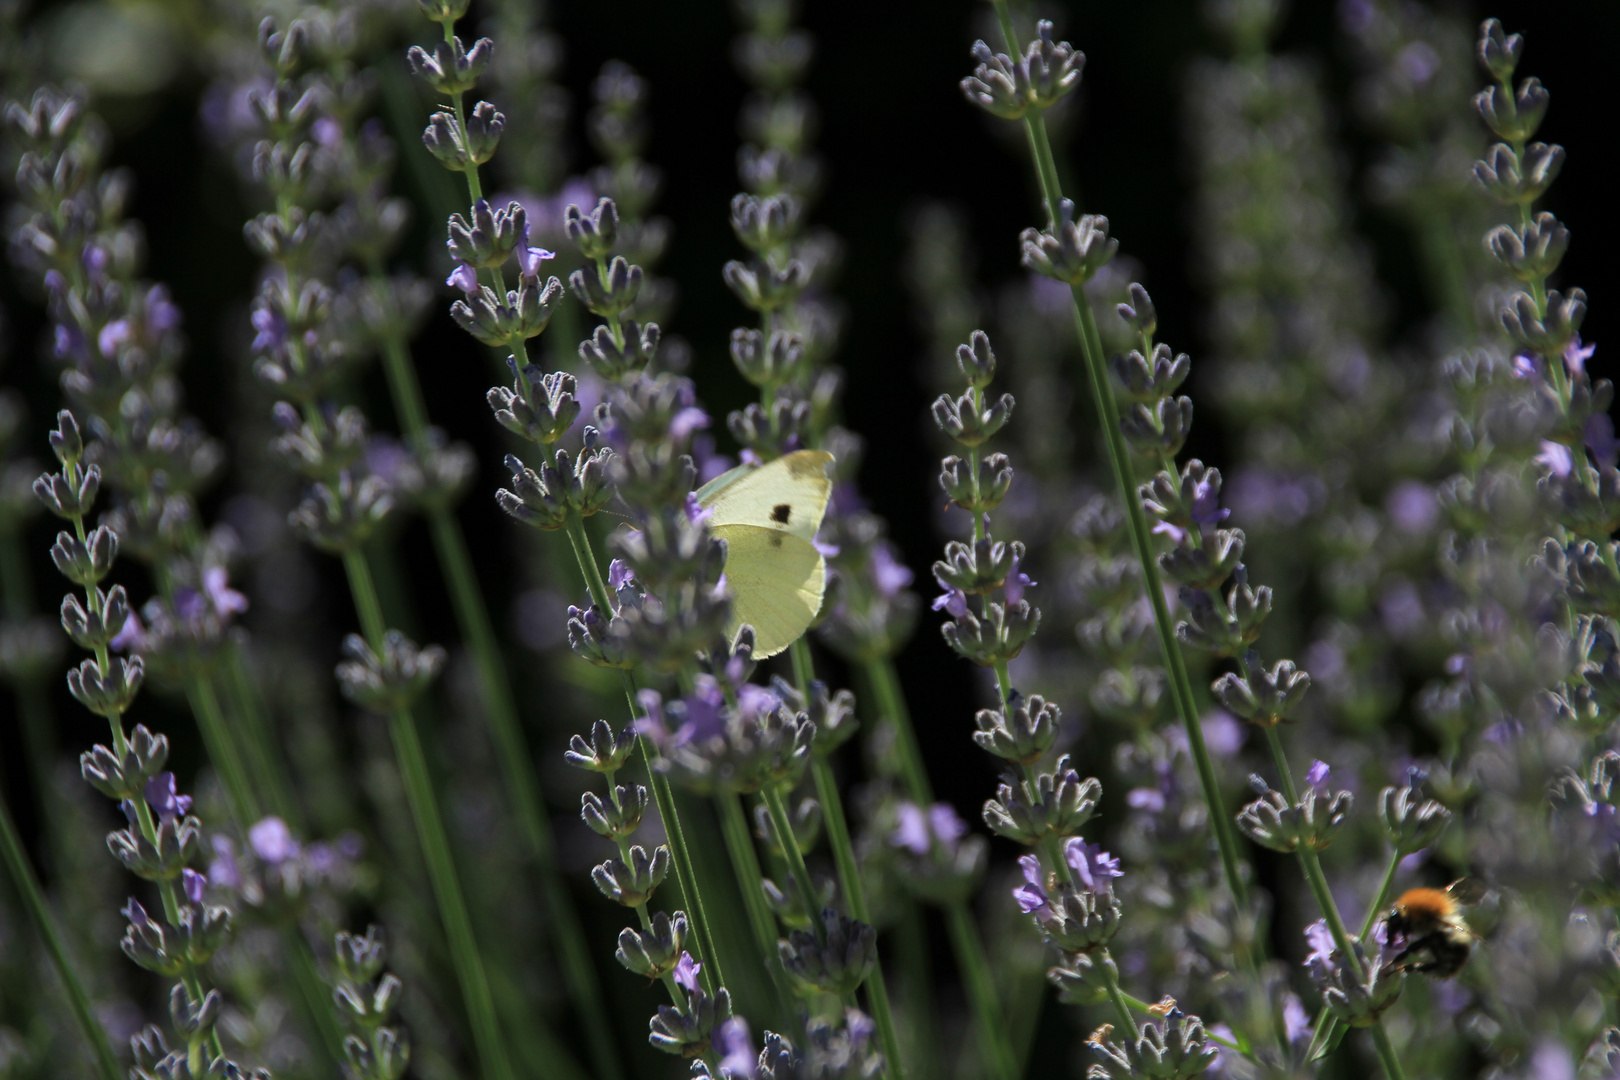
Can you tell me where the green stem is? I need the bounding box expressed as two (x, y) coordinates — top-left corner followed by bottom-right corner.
(987, 6), (1247, 910)
(863, 657), (934, 805)
(943, 901), (1019, 1080)
(372, 306), (623, 1080)
(286, 927), (349, 1063)
(762, 780), (905, 1080)
(341, 548), (518, 1080)
(184, 672), (260, 827)
(0, 783), (122, 1080)
(563, 512), (725, 992)
(1308, 846), (1405, 1061)
(1262, 731), (1406, 1080)
(714, 789), (793, 1022)
(1097, 948), (1140, 1032)
(221, 645), (302, 829)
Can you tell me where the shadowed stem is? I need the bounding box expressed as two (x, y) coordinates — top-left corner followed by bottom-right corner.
(860, 650), (1018, 1080)
(988, 0), (1250, 917)
(1262, 728), (1408, 1080)
(341, 547), (526, 1080)
(369, 272), (623, 1080)
(714, 788), (794, 1025)
(0, 778), (121, 1080)
(562, 512), (727, 993)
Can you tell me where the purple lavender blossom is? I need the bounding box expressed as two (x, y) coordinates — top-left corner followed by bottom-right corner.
(122, 898), (153, 928)
(1304, 919), (1336, 972)
(446, 262), (480, 295)
(1386, 480), (1439, 534)
(1012, 854), (1052, 920)
(931, 586), (968, 619)
(869, 542), (914, 597)
(517, 244), (556, 280)
(250, 306), (287, 352)
(98, 319), (131, 358)
(1004, 550), (1035, 604)
(144, 773), (192, 822)
(715, 1017), (756, 1079)
(1064, 838), (1122, 895)
(208, 836), (241, 890)
(109, 612), (146, 653)
(203, 567), (248, 618)
(891, 801), (969, 856)
(249, 816), (299, 864)
(670, 406), (710, 442)
(1282, 994), (1309, 1044)
(1564, 337), (1595, 378)
(1536, 440), (1574, 477)
(182, 868), (207, 906)
(1586, 414), (1618, 468)
(683, 494), (713, 526)
(1305, 760), (1331, 791)
(674, 951), (703, 993)
(609, 559), (636, 590)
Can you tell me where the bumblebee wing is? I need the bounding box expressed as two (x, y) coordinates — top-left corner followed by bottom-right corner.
(1446, 877), (1489, 906)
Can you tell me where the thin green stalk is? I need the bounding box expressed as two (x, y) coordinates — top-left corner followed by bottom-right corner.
(892, 900), (939, 1080)
(1096, 948), (1141, 1032)
(562, 512), (726, 992)
(988, 2), (1248, 910)
(714, 789), (793, 1025)
(1262, 730), (1407, 1080)
(370, 290), (623, 1080)
(857, 653), (1017, 1080)
(221, 646), (302, 829)
(286, 928), (348, 1063)
(1307, 846), (1405, 1061)
(0, 784), (122, 1080)
(341, 548), (520, 1080)
(761, 780), (905, 1080)
(943, 901), (1020, 1080)
(183, 673), (260, 827)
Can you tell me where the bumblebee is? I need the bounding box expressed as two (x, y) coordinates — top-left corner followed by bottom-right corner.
(1383, 879), (1483, 979)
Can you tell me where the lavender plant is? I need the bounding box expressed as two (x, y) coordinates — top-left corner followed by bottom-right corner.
(0, 3), (1615, 1080)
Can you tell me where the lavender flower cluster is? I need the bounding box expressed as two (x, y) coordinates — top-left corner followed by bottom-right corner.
(0, 3), (1614, 1080)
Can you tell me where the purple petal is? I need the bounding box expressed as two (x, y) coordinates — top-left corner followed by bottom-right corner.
(182, 868), (207, 906)
(716, 1017), (756, 1079)
(928, 803), (968, 848)
(249, 816), (299, 864)
(870, 543), (914, 597)
(1305, 760), (1331, 790)
(1282, 994), (1309, 1044)
(683, 493), (713, 526)
(1303, 919), (1334, 969)
(931, 587), (968, 619)
(608, 559), (635, 591)
(669, 407), (711, 442)
(446, 262), (480, 295)
(1536, 440), (1574, 477)
(891, 802), (931, 855)
(673, 951), (702, 993)
(518, 246), (556, 279)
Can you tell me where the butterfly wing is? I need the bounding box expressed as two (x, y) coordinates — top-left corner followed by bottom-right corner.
(701, 449), (833, 542)
(711, 525), (825, 657)
(700, 450), (834, 657)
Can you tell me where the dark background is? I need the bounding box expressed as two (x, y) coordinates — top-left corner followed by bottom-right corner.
(2, 0), (1618, 1063)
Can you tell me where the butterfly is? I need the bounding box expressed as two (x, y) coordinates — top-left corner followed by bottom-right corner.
(696, 449), (834, 658)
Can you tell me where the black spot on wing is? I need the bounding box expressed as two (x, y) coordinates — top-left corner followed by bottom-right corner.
(770, 534), (783, 547)
(772, 503), (791, 524)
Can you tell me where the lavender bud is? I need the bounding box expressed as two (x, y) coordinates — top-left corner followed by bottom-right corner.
(168, 984), (221, 1041)
(753, 797), (821, 858)
(120, 900), (183, 975)
(1473, 142), (1564, 204)
(566, 720), (640, 773)
(1158, 528), (1244, 591)
(1474, 77), (1548, 144)
(1500, 287), (1586, 356)
(571, 256), (645, 318)
(1307, 938), (1402, 1026)
(592, 844), (670, 906)
(1476, 18), (1523, 81)
(1117, 283), (1157, 337)
(422, 110), (470, 170)
(1049, 950), (1116, 1006)
(567, 602), (636, 669)
(1236, 778), (1349, 852)
(731, 192), (802, 254)
(931, 390), (1014, 447)
(565, 198), (620, 260)
(974, 692), (1059, 765)
(956, 330), (997, 388)
(33, 463), (100, 519)
(1210, 652), (1311, 725)
(730, 327), (804, 390)
(941, 599), (1040, 665)
(582, 320), (661, 380)
(59, 585), (129, 650)
(335, 926), (388, 984)
(334, 631), (446, 714)
(80, 725), (168, 800)
(447, 199), (527, 270)
(939, 453), (1013, 514)
(257, 16), (307, 77)
(107, 813), (200, 880)
(47, 409), (83, 465)
(961, 40), (1027, 120)
(1086, 1010), (1218, 1080)
(67, 655), (143, 716)
(1486, 212), (1569, 281)
(406, 36), (492, 96)
(1041, 885), (1123, 953)
(982, 756), (1100, 843)
(779, 909), (877, 996)
(334, 973), (404, 1027)
(49, 524), (118, 584)
(581, 785), (648, 839)
(649, 984), (732, 1058)
(1019, 201), (1117, 285)
(1378, 780), (1452, 854)
(722, 258), (807, 313)
(617, 911), (688, 978)
(288, 473), (393, 552)
(462, 101), (504, 165)
(1023, 22), (1085, 109)
(1119, 396), (1193, 458)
